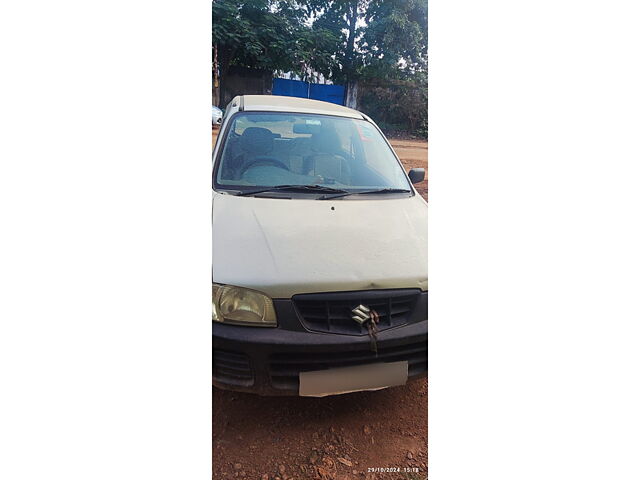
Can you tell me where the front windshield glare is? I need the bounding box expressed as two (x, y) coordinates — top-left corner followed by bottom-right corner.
(214, 112), (411, 192)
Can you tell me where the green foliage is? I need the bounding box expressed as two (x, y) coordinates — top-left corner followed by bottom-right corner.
(358, 76), (427, 139)
(306, 0), (427, 82)
(213, 0), (340, 77)
(362, 0), (428, 76)
(307, 0), (370, 83)
(212, 0), (428, 136)
(295, 23), (342, 79)
(213, 0), (428, 81)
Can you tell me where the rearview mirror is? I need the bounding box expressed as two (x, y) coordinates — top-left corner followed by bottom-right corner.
(293, 123), (317, 134)
(408, 168), (425, 184)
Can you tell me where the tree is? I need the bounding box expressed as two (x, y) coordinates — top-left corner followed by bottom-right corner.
(212, 0), (428, 136)
(213, 0), (308, 77)
(306, 0), (371, 84)
(361, 0), (428, 78)
(213, 0), (428, 82)
(295, 26), (341, 81)
(213, 0), (342, 81)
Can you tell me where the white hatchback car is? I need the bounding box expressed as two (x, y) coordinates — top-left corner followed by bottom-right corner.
(212, 105), (223, 126)
(212, 95), (427, 396)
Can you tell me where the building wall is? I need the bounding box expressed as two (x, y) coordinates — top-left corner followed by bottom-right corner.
(219, 66), (273, 108)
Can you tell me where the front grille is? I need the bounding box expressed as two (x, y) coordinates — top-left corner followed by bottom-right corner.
(293, 289), (420, 335)
(269, 341), (427, 391)
(213, 350), (254, 387)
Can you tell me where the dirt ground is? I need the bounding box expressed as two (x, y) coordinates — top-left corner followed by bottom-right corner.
(386, 139), (428, 201)
(212, 127), (428, 480)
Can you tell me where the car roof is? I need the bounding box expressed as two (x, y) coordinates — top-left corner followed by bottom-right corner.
(240, 95), (364, 119)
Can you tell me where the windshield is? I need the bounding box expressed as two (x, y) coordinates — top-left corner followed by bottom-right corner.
(213, 112), (411, 193)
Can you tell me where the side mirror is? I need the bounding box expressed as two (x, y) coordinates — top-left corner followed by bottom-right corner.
(408, 168), (425, 184)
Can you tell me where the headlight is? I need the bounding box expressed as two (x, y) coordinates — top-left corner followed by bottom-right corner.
(212, 284), (277, 327)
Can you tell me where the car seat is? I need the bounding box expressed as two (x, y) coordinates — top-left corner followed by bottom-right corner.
(231, 127), (275, 178)
(304, 129), (351, 184)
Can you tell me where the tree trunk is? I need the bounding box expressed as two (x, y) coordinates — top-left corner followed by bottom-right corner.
(218, 46), (236, 80)
(213, 44), (220, 106)
(345, 80), (358, 109)
(344, 0), (358, 84)
(218, 45), (237, 106)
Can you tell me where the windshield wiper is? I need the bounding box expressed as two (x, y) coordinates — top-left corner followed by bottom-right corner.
(235, 184), (349, 197)
(319, 188), (412, 200)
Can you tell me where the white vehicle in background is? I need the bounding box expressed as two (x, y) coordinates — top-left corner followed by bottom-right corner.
(212, 95), (427, 396)
(212, 105), (223, 126)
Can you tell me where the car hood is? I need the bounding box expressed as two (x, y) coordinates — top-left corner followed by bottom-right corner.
(212, 193), (428, 298)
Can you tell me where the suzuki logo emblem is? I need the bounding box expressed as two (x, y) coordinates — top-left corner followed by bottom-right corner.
(351, 304), (371, 325)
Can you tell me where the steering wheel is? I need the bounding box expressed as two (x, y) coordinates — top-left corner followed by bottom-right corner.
(239, 156), (289, 176)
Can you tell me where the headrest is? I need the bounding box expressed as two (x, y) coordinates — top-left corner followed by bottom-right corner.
(311, 128), (341, 154)
(240, 127), (274, 154)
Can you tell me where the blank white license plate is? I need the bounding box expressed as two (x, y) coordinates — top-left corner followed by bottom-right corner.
(299, 361), (408, 397)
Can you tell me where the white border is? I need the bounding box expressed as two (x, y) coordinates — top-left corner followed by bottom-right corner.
(430, 0), (640, 478)
(0, 1), (212, 478)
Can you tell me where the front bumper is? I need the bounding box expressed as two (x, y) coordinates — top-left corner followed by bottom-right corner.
(213, 294), (427, 396)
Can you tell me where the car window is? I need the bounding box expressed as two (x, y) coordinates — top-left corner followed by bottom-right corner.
(231, 115), (310, 139)
(356, 122), (397, 177)
(214, 112), (410, 192)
